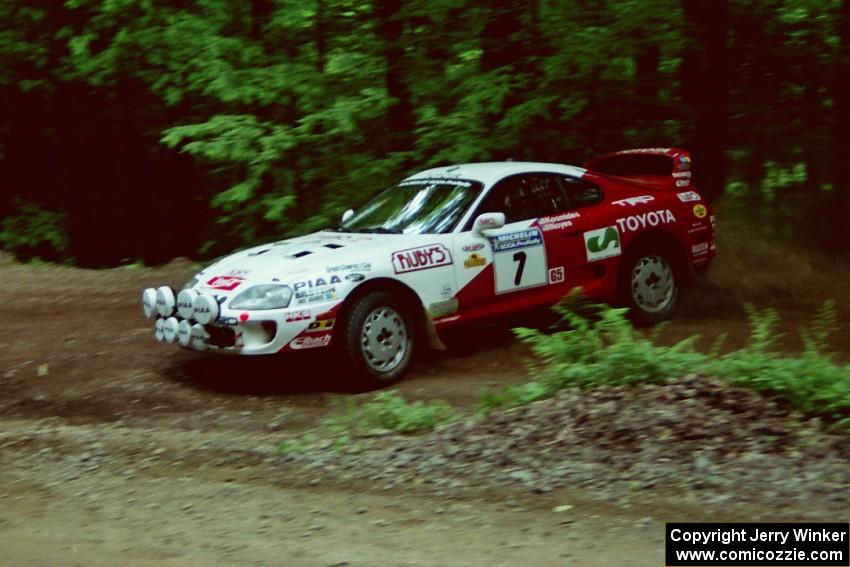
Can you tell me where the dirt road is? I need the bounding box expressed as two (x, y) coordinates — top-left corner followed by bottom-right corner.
(0, 248), (848, 566)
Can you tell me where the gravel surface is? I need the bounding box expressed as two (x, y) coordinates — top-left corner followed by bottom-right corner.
(279, 375), (850, 508)
(1, 253), (849, 565)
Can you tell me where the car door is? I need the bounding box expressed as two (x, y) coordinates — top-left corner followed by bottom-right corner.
(451, 173), (574, 319)
(539, 175), (609, 291)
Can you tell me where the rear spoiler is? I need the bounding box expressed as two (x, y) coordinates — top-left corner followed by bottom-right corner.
(585, 147), (692, 191)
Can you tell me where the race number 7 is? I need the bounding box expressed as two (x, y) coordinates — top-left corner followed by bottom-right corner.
(513, 251), (526, 285)
(491, 228), (547, 294)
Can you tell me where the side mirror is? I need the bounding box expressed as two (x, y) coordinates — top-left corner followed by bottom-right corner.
(341, 209), (354, 224)
(472, 212), (505, 235)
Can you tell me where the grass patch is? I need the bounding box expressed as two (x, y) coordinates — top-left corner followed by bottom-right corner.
(279, 391), (454, 454)
(324, 391), (455, 435)
(280, 298), (849, 455)
(480, 298), (850, 426)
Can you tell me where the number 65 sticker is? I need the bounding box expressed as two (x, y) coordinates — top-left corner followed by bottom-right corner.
(489, 228), (547, 294)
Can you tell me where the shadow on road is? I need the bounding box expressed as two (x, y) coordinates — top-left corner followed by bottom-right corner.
(162, 349), (358, 396)
(162, 320), (530, 398)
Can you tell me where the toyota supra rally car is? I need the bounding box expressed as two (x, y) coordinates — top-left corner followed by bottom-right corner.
(142, 147), (715, 387)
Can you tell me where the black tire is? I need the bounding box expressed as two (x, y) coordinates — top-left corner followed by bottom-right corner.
(337, 291), (415, 388)
(618, 241), (681, 326)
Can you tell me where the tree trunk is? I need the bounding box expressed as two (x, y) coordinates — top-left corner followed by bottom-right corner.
(680, 0), (728, 202)
(375, 0), (413, 154)
(825, 0), (850, 251)
(634, 40), (661, 118)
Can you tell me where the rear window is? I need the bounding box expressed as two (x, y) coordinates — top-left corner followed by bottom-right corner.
(591, 154), (673, 176)
(561, 176), (603, 207)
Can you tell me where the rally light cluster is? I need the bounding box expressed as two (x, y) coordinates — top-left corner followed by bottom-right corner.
(142, 286), (216, 349)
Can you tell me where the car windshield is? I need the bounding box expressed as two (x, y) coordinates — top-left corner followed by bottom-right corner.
(340, 178), (483, 234)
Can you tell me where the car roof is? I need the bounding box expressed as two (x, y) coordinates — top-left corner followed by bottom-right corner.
(404, 162), (587, 187)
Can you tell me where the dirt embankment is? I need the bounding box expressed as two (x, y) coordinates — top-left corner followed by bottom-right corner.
(0, 219), (848, 566)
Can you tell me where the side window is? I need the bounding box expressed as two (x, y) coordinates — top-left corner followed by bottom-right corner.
(560, 176), (602, 207)
(476, 174), (569, 224)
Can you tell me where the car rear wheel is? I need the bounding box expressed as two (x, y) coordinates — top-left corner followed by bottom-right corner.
(619, 244), (680, 326)
(338, 291), (415, 388)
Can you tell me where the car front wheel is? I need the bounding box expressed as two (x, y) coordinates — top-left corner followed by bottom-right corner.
(338, 291), (415, 388)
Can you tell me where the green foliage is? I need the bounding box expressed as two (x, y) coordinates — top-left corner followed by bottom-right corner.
(2, 0), (850, 262)
(0, 200), (69, 261)
(481, 301), (850, 420)
(707, 303), (850, 416)
(278, 432), (318, 455)
(324, 391), (455, 435)
(278, 390), (454, 454)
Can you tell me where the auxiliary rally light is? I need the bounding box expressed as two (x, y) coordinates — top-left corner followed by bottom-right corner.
(177, 319), (192, 347)
(177, 289), (198, 319)
(190, 323), (209, 350)
(192, 293), (219, 325)
(155, 286), (176, 317)
(162, 317), (179, 343)
(154, 318), (165, 342)
(142, 288), (157, 319)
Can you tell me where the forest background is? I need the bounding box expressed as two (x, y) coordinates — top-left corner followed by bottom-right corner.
(1, 0), (848, 266)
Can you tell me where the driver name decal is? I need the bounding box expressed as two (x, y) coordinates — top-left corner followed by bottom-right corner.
(392, 244), (453, 274)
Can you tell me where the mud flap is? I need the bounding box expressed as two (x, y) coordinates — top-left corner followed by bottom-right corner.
(423, 311), (447, 351)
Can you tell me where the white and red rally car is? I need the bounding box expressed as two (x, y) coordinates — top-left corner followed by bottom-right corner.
(142, 148), (715, 387)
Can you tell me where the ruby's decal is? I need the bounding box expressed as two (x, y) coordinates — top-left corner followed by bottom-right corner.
(205, 275), (245, 291)
(392, 244), (452, 274)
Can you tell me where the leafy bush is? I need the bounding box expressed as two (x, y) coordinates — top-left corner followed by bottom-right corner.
(707, 301), (850, 416)
(0, 199), (69, 261)
(481, 298), (850, 421)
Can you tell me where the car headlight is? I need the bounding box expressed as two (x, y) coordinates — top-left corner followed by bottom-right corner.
(229, 285), (293, 310)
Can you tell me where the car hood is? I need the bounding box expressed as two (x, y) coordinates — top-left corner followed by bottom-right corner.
(193, 230), (401, 290)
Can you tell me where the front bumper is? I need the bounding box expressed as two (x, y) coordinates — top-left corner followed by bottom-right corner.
(141, 286), (337, 355)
